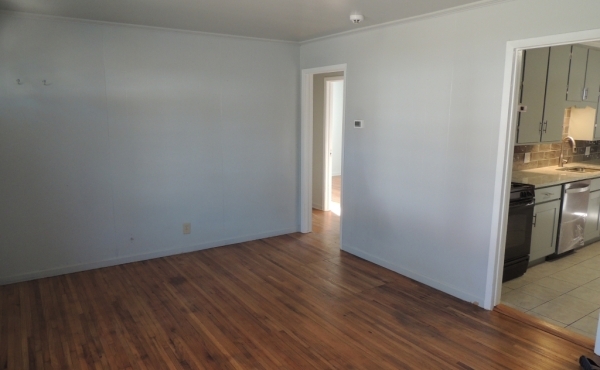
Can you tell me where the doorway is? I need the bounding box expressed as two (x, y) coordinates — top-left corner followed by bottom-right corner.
(312, 75), (344, 215)
(300, 64), (346, 234)
(489, 30), (600, 351)
(326, 77), (344, 217)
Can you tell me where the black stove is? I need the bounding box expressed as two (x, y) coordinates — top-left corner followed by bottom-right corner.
(503, 182), (536, 282)
(509, 182), (535, 202)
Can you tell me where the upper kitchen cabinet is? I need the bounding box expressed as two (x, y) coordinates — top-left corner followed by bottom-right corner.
(517, 45), (571, 144)
(567, 45), (600, 105)
(567, 46), (588, 102)
(588, 49), (600, 103)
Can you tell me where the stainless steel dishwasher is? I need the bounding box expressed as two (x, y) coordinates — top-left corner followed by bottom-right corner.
(556, 180), (591, 256)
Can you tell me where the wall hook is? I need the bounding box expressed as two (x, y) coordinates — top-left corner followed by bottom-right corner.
(17, 79), (23, 85)
(43, 80), (51, 86)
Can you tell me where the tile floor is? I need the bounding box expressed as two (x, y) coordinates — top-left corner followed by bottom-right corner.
(502, 241), (600, 339)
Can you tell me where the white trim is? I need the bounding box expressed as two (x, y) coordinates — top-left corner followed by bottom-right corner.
(2, 1), (512, 45)
(300, 64), (346, 233)
(484, 46), (522, 310)
(486, 29), (600, 312)
(0, 227), (296, 286)
(322, 79), (332, 212)
(323, 76), (344, 212)
(301, 0), (513, 44)
(340, 75), (347, 244)
(596, 313), (600, 355)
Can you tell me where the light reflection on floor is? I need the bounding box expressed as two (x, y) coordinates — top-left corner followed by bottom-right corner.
(330, 201), (340, 216)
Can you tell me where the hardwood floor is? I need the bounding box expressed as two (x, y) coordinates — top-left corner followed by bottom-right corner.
(331, 175), (341, 204)
(1, 209), (597, 369)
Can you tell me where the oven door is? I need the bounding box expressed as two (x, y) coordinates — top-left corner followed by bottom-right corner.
(504, 198), (535, 262)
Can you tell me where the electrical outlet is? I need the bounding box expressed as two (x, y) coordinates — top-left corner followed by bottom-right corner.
(183, 223), (191, 234)
(586, 146), (591, 156)
(524, 152), (531, 163)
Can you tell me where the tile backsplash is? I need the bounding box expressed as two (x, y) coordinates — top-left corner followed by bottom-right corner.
(513, 107), (600, 171)
(513, 141), (600, 171)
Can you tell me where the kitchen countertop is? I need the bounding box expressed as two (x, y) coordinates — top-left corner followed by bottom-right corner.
(512, 160), (600, 188)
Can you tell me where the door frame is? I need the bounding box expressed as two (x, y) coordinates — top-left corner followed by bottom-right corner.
(487, 29), (600, 314)
(597, 323), (600, 355)
(300, 64), (347, 233)
(323, 76), (345, 212)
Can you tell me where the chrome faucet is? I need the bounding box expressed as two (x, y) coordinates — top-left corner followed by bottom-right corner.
(558, 136), (576, 167)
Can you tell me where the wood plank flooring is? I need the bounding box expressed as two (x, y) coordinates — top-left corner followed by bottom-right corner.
(332, 176), (341, 204)
(1, 209), (597, 369)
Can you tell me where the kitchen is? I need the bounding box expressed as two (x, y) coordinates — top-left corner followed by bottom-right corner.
(502, 42), (600, 340)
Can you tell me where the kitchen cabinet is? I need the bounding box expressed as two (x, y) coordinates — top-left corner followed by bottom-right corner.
(567, 46), (589, 102)
(586, 49), (600, 103)
(530, 185), (562, 262)
(584, 178), (600, 243)
(517, 45), (571, 144)
(530, 199), (561, 261)
(567, 46), (600, 104)
(584, 190), (600, 242)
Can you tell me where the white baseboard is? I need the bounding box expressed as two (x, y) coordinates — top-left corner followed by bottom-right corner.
(0, 227), (297, 285)
(312, 202), (324, 211)
(341, 244), (484, 309)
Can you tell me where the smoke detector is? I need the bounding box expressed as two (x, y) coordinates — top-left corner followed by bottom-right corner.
(350, 13), (364, 24)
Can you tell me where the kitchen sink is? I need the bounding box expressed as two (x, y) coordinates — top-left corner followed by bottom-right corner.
(555, 166), (600, 173)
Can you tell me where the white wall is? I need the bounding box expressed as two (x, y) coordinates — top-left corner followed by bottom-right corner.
(0, 13), (300, 284)
(300, 0), (600, 305)
(330, 80), (344, 177)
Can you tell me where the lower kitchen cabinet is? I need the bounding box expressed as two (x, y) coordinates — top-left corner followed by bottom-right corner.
(530, 199), (560, 261)
(584, 190), (600, 242)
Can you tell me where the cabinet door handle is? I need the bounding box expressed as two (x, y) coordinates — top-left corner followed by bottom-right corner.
(532, 214), (537, 227)
(543, 121), (548, 133)
(583, 87), (589, 100)
(566, 185), (591, 194)
(539, 122), (543, 133)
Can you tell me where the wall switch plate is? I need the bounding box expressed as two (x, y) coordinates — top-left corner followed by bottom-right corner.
(183, 223), (191, 234)
(586, 146), (591, 156)
(524, 152), (531, 163)
(354, 120), (364, 128)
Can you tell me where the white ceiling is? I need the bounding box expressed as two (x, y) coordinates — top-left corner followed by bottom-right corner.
(0, 0), (502, 42)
